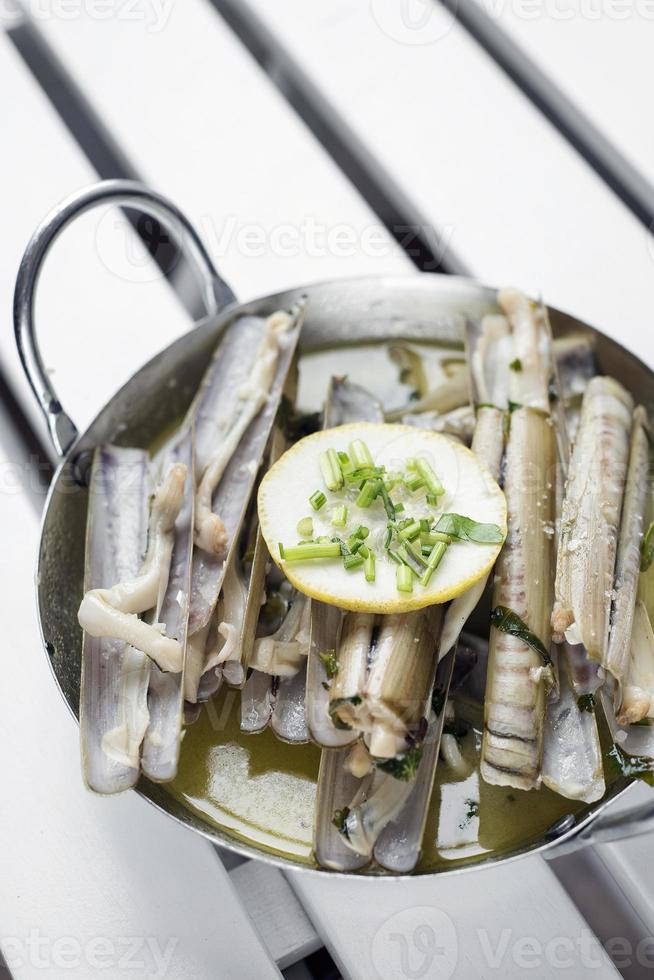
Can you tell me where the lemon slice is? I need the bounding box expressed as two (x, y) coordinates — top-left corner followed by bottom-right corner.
(258, 423), (506, 613)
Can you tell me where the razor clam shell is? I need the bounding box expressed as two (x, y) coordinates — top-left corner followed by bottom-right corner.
(270, 660), (309, 743)
(437, 396), (505, 661)
(313, 748), (374, 872)
(385, 364), (469, 421)
(553, 333), (597, 400)
(324, 376), (384, 427)
(141, 434), (195, 782)
(362, 607), (441, 758)
(465, 313), (510, 408)
(499, 288), (550, 412)
(240, 669), (273, 733)
(606, 407), (650, 686)
(542, 643), (605, 803)
(306, 601), (352, 748)
(374, 647), (456, 873)
(618, 599), (654, 725)
(402, 405), (475, 444)
(553, 377), (633, 661)
(482, 408), (556, 791)
(188, 307), (304, 636)
(80, 446), (150, 794)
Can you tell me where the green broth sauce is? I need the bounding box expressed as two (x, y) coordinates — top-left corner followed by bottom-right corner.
(165, 689), (586, 871)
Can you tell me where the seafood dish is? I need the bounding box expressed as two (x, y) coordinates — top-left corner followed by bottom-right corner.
(76, 288), (654, 873)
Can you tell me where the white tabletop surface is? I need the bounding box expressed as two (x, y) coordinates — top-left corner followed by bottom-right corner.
(1, 4), (653, 977)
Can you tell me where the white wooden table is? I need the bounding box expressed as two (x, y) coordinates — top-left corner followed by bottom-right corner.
(1, 3), (653, 976)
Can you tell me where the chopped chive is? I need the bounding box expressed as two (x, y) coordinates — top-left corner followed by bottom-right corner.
(397, 544), (425, 576)
(383, 527), (393, 550)
(420, 541), (448, 586)
(309, 490), (326, 511)
(377, 480), (396, 520)
(426, 493), (439, 506)
(356, 480), (378, 508)
(281, 542), (342, 561)
(397, 564), (414, 592)
(364, 550), (376, 582)
(398, 520), (421, 541)
(278, 542), (286, 559)
(345, 465), (384, 485)
(403, 472), (425, 493)
(349, 439), (374, 468)
(296, 517), (314, 538)
(421, 531), (452, 546)
(331, 504), (348, 527)
(354, 525), (369, 540)
(405, 539), (428, 567)
(386, 548), (402, 565)
(338, 451), (354, 478)
(413, 459), (445, 496)
(319, 449), (343, 491)
(419, 518), (431, 532)
(394, 502), (405, 513)
(344, 553), (365, 571)
(426, 540), (449, 569)
(357, 543), (370, 559)
(384, 471), (402, 490)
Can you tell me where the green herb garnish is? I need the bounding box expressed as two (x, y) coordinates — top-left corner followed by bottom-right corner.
(319, 649), (339, 679)
(509, 358), (523, 372)
(435, 513), (504, 544)
(490, 605), (552, 667)
(409, 458), (444, 497)
(396, 564), (413, 593)
(642, 521), (654, 571)
(319, 448), (344, 491)
(577, 693), (596, 713)
(608, 743), (654, 786)
(348, 439), (374, 469)
(296, 517), (313, 538)
(356, 479), (378, 508)
(280, 542), (341, 561)
(364, 550), (376, 583)
(333, 807), (351, 835)
(309, 489), (326, 511)
(376, 745), (423, 781)
(331, 504), (348, 527)
(458, 798), (480, 829)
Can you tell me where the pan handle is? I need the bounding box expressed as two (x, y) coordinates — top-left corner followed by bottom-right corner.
(547, 794), (654, 858)
(13, 179), (236, 457)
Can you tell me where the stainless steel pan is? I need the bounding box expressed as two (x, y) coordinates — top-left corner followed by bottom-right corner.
(14, 179), (654, 877)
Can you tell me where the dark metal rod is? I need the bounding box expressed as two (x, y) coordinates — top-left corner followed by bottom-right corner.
(207, 0), (468, 275)
(438, 0), (654, 232)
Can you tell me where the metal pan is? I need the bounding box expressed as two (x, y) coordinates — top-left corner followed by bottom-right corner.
(14, 179), (654, 877)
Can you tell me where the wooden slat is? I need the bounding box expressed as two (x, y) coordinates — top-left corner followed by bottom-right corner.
(468, 0), (654, 190)
(0, 419), (281, 980)
(288, 860), (619, 979)
(0, 28), (189, 442)
(230, 863), (321, 969)
(240, 0), (654, 367)
(30, 0), (409, 302)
